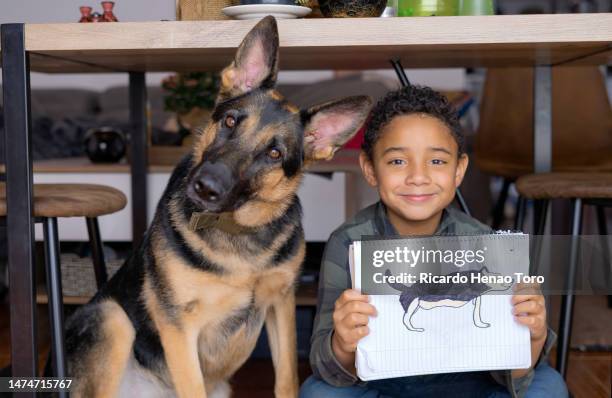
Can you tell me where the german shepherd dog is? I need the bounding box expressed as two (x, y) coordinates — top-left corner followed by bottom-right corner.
(64, 16), (372, 398)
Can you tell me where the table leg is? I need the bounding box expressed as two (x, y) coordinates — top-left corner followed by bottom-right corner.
(1, 23), (38, 386)
(533, 66), (552, 174)
(129, 72), (148, 249)
(533, 65), (554, 348)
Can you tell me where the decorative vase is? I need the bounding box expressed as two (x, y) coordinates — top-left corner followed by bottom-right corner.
(101, 1), (118, 22)
(318, 0), (388, 17)
(84, 127), (126, 163)
(398, 0), (458, 16)
(458, 0), (493, 15)
(79, 6), (93, 23)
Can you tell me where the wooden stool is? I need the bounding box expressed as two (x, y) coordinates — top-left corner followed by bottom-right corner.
(0, 183), (127, 380)
(515, 172), (612, 379)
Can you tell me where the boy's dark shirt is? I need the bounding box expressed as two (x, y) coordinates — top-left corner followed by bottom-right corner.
(309, 201), (556, 398)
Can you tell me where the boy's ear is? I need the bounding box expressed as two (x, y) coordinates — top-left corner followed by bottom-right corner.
(359, 151), (378, 187)
(217, 16), (279, 102)
(302, 96), (372, 162)
(455, 153), (469, 188)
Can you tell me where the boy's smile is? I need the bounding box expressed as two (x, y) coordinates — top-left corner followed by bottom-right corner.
(360, 114), (468, 235)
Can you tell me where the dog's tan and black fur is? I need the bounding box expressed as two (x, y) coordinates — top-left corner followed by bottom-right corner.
(64, 16), (372, 398)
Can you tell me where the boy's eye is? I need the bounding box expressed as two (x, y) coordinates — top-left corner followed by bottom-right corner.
(431, 159), (447, 165)
(388, 159), (405, 166)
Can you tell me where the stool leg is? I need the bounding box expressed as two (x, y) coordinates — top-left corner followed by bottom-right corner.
(557, 198), (582, 379)
(530, 199), (549, 275)
(514, 196), (526, 231)
(534, 199), (549, 235)
(492, 178), (512, 230)
(42, 217), (68, 392)
(86, 217), (108, 290)
(595, 206), (612, 308)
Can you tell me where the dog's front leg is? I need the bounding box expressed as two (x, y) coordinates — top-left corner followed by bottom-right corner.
(158, 322), (207, 398)
(266, 291), (299, 398)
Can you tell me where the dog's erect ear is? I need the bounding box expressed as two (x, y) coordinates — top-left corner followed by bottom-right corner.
(217, 16), (279, 102)
(302, 96), (372, 161)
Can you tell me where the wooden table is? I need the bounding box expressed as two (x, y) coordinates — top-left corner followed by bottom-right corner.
(1, 15), (611, 386)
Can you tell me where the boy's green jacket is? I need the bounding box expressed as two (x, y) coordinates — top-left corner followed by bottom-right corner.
(309, 202), (556, 398)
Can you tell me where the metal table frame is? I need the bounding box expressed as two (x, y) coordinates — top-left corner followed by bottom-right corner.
(1, 24), (149, 387)
(1, 20), (561, 389)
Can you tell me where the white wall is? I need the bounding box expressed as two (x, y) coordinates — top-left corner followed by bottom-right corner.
(0, 0), (175, 24)
(0, 0), (173, 89)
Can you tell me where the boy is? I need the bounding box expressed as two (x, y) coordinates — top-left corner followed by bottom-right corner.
(299, 86), (568, 398)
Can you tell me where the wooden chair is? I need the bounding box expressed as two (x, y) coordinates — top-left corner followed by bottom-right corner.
(474, 66), (612, 228)
(515, 172), (612, 380)
(0, 183), (126, 378)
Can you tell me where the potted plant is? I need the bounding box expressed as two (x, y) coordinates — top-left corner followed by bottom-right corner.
(162, 72), (220, 145)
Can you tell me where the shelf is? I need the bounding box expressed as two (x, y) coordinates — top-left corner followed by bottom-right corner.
(3, 149), (361, 174)
(1, 14), (609, 73)
(36, 281), (319, 307)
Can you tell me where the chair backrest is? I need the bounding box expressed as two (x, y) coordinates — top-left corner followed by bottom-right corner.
(474, 66), (612, 178)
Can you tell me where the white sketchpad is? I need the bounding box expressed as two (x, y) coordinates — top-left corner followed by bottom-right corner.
(349, 235), (532, 381)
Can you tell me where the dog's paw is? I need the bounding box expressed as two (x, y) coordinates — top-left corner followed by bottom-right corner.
(274, 383), (298, 398)
(209, 381), (231, 398)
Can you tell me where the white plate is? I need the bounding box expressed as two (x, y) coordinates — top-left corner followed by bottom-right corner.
(222, 4), (312, 20)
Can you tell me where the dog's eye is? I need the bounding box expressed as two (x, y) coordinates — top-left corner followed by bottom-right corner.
(267, 148), (282, 160)
(224, 115), (236, 128)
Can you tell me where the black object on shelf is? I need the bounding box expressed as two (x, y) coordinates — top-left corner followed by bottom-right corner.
(83, 126), (126, 163)
(240, 0), (298, 4)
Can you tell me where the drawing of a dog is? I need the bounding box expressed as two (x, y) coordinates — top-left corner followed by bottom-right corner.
(384, 267), (513, 332)
(64, 16), (372, 397)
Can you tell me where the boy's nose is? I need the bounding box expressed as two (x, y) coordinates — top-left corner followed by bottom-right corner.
(404, 165), (431, 185)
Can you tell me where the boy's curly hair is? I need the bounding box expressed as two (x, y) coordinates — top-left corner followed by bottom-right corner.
(362, 85), (464, 160)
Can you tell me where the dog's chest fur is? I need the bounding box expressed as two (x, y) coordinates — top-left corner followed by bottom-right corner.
(156, 245), (300, 325)
(150, 234), (303, 383)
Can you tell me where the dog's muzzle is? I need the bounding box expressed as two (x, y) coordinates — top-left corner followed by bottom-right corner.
(188, 161), (234, 211)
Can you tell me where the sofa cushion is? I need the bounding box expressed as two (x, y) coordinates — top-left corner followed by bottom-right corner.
(30, 89), (100, 119)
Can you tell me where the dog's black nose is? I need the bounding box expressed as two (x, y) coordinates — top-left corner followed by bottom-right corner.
(193, 177), (223, 203)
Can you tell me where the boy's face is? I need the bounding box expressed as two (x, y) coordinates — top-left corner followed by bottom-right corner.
(360, 114), (468, 232)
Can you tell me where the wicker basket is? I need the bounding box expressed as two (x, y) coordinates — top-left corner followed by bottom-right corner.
(61, 254), (123, 297)
(177, 0), (238, 21)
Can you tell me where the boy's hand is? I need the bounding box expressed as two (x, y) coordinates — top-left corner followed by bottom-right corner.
(511, 282), (547, 341)
(332, 289), (377, 355)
